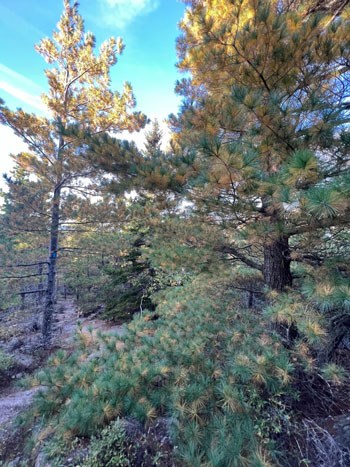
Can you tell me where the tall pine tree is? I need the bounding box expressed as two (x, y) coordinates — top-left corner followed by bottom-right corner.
(0, 0), (147, 343)
(171, 0), (350, 289)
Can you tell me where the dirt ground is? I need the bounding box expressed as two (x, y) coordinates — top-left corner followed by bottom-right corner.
(0, 298), (124, 464)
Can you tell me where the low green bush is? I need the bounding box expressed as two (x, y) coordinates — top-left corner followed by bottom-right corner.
(31, 274), (295, 465)
(81, 420), (134, 467)
(0, 349), (14, 371)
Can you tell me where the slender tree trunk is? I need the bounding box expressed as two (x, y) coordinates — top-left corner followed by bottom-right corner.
(42, 183), (61, 345)
(37, 263), (43, 307)
(263, 235), (292, 290)
(42, 126), (65, 346)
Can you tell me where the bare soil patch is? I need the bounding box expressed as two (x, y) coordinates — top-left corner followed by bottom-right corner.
(0, 298), (124, 463)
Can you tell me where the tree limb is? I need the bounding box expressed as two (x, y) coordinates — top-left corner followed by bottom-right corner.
(219, 245), (263, 271)
(287, 214), (350, 236)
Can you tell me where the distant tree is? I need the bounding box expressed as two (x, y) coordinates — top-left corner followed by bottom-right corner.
(144, 119), (163, 156)
(0, 0), (147, 344)
(171, 0), (350, 290)
(103, 227), (156, 323)
(0, 171), (50, 310)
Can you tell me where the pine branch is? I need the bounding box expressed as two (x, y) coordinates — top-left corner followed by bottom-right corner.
(287, 214), (350, 236)
(219, 246), (263, 271)
(0, 115), (54, 167)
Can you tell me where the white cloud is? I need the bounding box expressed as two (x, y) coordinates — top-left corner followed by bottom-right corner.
(0, 81), (46, 113)
(99, 0), (160, 28)
(0, 63), (46, 113)
(0, 64), (41, 91)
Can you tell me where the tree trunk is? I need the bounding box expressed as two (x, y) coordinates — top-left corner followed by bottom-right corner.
(263, 235), (292, 290)
(42, 184), (61, 345)
(37, 263), (44, 308)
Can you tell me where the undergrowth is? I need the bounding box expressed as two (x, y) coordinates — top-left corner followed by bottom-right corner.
(0, 349), (14, 372)
(80, 419), (134, 467)
(25, 274), (296, 466)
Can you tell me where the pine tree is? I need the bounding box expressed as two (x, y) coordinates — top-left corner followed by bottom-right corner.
(103, 228), (155, 323)
(171, 0), (350, 290)
(144, 118), (163, 156)
(0, 171), (50, 311)
(0, 0), (147, 344)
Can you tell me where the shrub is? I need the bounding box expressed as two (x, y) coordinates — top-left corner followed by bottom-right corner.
(31, 274), (294, 465)
(0, 349), (14, 371)
(81, 419), (134, 467)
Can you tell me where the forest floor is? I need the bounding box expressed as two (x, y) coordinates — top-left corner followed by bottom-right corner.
(1, 299), (350, 466)
(0, 298), (124, 463)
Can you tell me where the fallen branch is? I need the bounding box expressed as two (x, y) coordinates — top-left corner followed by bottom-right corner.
(0, 272), (48, 280)
(0, 261), (49, 268)
(18, 289), (46, 295)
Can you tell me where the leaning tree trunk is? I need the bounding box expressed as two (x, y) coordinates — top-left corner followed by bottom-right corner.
(263, 235), (292, 291)
(42, 183), (61, 345)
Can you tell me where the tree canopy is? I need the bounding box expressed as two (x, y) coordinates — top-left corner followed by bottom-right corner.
(170, 0), (350, 289)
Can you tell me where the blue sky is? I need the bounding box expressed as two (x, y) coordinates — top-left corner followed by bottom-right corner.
(0, 0), (186, 178)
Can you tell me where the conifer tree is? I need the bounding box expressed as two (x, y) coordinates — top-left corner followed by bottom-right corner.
(172, 0), (350, 290)
(144, 118), (163, 156)
(0, 0), (147, 343)
(0, 169), (51, 311)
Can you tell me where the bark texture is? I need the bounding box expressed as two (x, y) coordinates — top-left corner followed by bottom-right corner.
(263, 236), (292, 291)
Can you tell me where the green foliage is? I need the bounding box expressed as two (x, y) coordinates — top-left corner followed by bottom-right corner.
(144, 119), (163, 157)
(0, 200), (47, 311)
(265, 292), (327, 345)
(103, 233), (155, 322)
(321, 363), (347, 385)
(63, 232), (119, 315)
(101, 217), (221, 323)
(171, 0), (350, 290)
(305, 187), (344, 219)
(81, 420), (134, 467)
(145, 217), (226, 276)
(263, 259), (350, 379)
(0, 349), (14, 371)
(302, 268), (350, 313)
(31, 273), (294, 465)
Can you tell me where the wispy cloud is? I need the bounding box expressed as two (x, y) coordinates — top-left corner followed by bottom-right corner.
(0, 64), (41, 91)
(0, 63), (45, 113)
(0, 81), (46, 113)
(98, 0), (160, 28)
